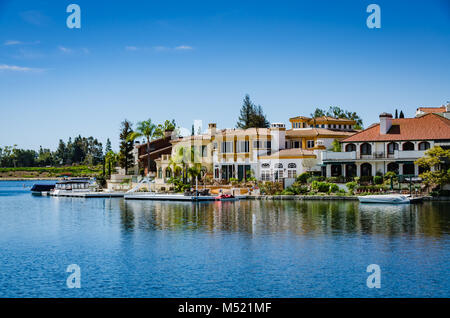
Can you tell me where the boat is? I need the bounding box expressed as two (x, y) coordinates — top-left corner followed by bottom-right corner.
(358, 194), (411, 204)
(50, 178), (98, 196)
(30, 183), (55, 195)
(215, 194), (238, 201)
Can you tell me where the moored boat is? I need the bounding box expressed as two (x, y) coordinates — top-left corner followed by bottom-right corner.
(358, 194), (411, 204)
(30, 183), (55, 195)
(215, 194), (238, 201)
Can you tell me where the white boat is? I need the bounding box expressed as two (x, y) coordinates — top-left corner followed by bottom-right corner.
(50, 178), (98, 196)
(358, 194), (410, 204)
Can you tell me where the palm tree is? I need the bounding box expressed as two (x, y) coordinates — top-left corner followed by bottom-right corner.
(128, 119), (156, 176)
(169, 145), (199, 184)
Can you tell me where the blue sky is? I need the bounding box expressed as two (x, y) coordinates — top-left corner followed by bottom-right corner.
(0, 0), (449, 151)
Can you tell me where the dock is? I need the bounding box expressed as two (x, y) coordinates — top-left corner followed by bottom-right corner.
(124, 193), (247, 201)
(50, 192), (126, 198)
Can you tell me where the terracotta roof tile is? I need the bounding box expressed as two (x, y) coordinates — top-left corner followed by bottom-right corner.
(259, 148), (316, 159)
(342, 113), (450, 142)
(417, 106), (446, 114)
(286, 128), (356, 138)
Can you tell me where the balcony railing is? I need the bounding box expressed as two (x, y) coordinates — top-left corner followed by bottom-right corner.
(322, 150), (426, 161)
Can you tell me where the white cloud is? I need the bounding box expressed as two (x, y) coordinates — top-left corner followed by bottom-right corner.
(175, 45), (193, 50)
(125, 46), (138, 51)
(4, 40), (22, 46)
(58, 46), (72, 54)
(0, 64), (44, 72)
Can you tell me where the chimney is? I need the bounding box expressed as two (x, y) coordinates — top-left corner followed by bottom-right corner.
(208, 123), (217, 136)
(164, 129), (174, 138)
(270, 123), (286, 151)
(379, 113), (393, 135)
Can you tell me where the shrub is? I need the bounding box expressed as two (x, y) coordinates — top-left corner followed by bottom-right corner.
(259, 181), (283, 195)
(373, 175), (383, 185)
(311, 181), (332, 193)
(328, 183), (339, 193)
(296, 172), (310, 184)
(346, 181), (358, 193)
(360, 176), (373, 184)
(281, 189), (295, 195)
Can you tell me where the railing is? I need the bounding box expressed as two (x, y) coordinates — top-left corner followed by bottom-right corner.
(321, 151), (356, 161)
(323, 149), (426, 161)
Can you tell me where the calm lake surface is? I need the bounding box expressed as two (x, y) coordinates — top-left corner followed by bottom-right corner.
(0, 180), (449, 297)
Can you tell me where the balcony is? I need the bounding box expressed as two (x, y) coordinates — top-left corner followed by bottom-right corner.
(322, 150), (426, 161)
(321, 151), (356, 161)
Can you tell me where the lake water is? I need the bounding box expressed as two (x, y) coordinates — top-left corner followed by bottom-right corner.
(0, 180), (449, 298)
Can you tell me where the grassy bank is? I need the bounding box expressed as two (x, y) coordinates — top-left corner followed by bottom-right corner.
(0, 166), (102, 179)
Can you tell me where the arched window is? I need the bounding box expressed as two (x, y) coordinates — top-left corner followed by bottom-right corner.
(360, 143), (372, 155)
(387, 162), (399, 174)
(361, 163), (372, 177)
(165, 167), (172, 178)
(418, 142), (430, 150)
(288, 163), (296, 169)
(275, 163), (283, 169)
(402, 142), (414, 151)
(387, 142), (399, 154)
(261, 163), (270, 168)
(345, 144), (356, 152)
(158, 167), (163, 179)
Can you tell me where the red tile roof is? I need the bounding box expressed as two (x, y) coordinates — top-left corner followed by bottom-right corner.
(417, 106), (446, 114)
(342, 113), (450, 142)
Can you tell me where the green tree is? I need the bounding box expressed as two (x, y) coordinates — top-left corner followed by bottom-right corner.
(154, 120), (176, 139)
(236, 95), (270, 129)
(118, 120), (134, 175)
(399, 111), (405, 118)
(415, 146), (450, 190)
(105, 138), (112, 154)
(330, 139), (341, 152)
(128, 119), (156, 176)
(311, 106), (363, 129)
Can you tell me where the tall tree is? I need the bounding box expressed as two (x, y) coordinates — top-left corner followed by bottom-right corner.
(128, 119), (156, 176)
(236, 95), (270, 129)
(312, 106), (363, 129)
(105, 138), (112, 154)
(118, 120), (134, 175)
(399, 110), (405, 118)
(395, 109), (398, 119)
(154, 119), (176, 139)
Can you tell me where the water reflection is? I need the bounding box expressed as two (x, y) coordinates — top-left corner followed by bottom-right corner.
(118, 200), (450, 237)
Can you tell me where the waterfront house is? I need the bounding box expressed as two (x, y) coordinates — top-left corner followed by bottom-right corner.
(415, 103), (450, 119)
(321, 112), (450, 178)
(154, 115), (358, 188)
(135, 129), (174, 176)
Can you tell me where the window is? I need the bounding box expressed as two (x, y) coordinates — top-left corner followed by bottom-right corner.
(213, 142), (217, 150)
(418, 142), (430, 150)
(158, 168), (162, 179)
(261, 163), (270, 168)
(387, 142), (398, 154)
(261, 170), (271, 181)
(275, 163), (283, 169)
(360, 143), (372, 155)
(321, 124), (325, 128)
(201, 145), (208, 157)
(287, 170), (297, 178)
(288, 163), (296, 168)
(307, 140), (315, 148)
(345, 144), (356, 152)
(253, 140), (271, 149)
(221, 141), (233, 153)
(293, 141), (300, 148)
(214, 167), (219, 179)
(236, 140), (249, 153)
(165, 168), (172, 178)
(402, 142), (414, 151)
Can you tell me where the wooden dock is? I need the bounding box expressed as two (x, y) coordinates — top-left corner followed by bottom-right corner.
(50, 192), (126, 198)
(124, 193), (247, 201)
